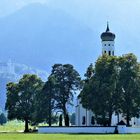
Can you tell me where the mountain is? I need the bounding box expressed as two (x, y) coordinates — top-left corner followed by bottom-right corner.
(0, 3), (98, 76)
(0, 61), (48, 111)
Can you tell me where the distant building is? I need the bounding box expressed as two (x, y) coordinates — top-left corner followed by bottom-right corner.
(0, 60), (15, 75)
(75, 24), (140, 126)
(0, 61), (48, 111)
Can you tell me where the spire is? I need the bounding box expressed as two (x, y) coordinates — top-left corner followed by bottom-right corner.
(106, 22), (110, 32)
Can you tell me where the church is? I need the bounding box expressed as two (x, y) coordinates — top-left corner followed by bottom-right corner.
(75, 24), (140, 127)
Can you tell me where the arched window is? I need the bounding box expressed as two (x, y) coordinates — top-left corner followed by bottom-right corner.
(104, 51), (106, 54)
(82, 116), (86, 125)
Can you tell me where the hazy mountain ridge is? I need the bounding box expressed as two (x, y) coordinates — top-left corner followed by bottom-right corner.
(0, 61), (48, 110)
(0, 3), (99, 111)
(0, 3), (97, 76)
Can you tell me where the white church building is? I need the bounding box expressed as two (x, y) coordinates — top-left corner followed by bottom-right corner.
(75, 24), (140, 127)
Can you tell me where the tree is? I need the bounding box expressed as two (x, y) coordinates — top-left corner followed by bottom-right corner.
(84, 63), (94, 82)
(0, 113), (7, 125)
(50, 64), (81, 126)
(65, 114), (69, 126)
(34, 76), (56, 126)
(6, 74), (43, 132)
(59, 114), (63, 126)
(91, 116), (95, 125)
(80, 55), (119, 126)
(118, 53), (140, 126)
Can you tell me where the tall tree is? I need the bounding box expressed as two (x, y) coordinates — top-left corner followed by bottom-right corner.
(6, 74), (43, 132)
(34, 76), (56, 126)
(80, 55), (119, 126)
(84, 63), (94, 82)
(51, 64), (81, 126)
(118, 53), (140, 126)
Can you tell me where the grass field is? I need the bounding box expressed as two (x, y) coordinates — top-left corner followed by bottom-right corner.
(0, 121), (140, 140)
(0, 121), (25, 132)
(0, 134), (140, 140)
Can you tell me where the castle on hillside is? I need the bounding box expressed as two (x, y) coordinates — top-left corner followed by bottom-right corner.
(0, 60), (15, 75)
(0, 61), (48, 111)
(75, 24), (140, 127)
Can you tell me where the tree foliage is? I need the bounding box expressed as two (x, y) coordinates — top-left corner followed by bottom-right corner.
(6, 74), (43, 132)
(81, 55), (118, 126)
(80, 53), (140, 126)
(117, 53), (140, 126)
(50, 64), (81, 126)
(34, 76), (57, 126)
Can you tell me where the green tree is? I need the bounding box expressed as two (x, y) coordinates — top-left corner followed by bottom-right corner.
(84, 63), (94, 82)
(0, 113), (7, 125)
(51, 64), (81, 126)
(65, 114), (69, 126)
(6, 74), (43, 132)
(118, 53), (140, 126)
(59, 114), (63, 126)
(34, 76), (56, 126)
(80, 55), (119, 126)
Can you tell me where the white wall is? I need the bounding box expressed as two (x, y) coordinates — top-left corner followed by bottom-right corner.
(102, 41), (115, 56)
(126, 127), (140, 134)
(38, 127), (116, 134)
(75, 99), (94, 126)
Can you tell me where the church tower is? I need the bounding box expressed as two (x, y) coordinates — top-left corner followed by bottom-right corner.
(101, 23), (116, 56)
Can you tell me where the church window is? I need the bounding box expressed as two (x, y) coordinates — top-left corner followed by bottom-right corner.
(82, 116), (86, 125)
(109, 51), (111, 56)
(105, 44), (106, 46)
(104, 51), (106, 54)
(108, 44), (110, 46)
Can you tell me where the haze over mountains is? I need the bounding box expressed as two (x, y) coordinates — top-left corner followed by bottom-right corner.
(0, 3), (97, 111)
(0, 61), (48, 110)
(0, 3), (98, 76)
(0, 1), (140, 76)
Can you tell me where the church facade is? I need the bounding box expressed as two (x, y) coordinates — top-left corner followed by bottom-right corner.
(75, 24), (140, 127)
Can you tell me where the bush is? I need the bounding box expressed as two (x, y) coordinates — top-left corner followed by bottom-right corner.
(0, 113), (7, 125)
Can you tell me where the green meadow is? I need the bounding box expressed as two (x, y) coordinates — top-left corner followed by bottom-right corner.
(0, 121), (140, 140)
(0, 134), (140, 140)
(0, 121), (24, 132)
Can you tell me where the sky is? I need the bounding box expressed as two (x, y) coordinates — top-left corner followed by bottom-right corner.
(0, 0), (140, 60)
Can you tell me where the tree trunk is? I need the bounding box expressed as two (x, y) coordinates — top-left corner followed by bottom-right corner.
(63, 105), (67, 126)
(24, 119), (29, 133)
(126, 112), (130, 126)
(48, 103), (52, 127)
(48, 112), (51, 127)
(108, 112), (112, 126)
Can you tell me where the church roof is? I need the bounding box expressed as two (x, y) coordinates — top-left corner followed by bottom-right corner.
(101, 23), (116, 41)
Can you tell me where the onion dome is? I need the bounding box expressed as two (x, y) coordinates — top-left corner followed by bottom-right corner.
(101, 23), (115, 41)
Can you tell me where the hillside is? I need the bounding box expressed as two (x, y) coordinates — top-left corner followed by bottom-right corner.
(0, 4), (98, 75)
